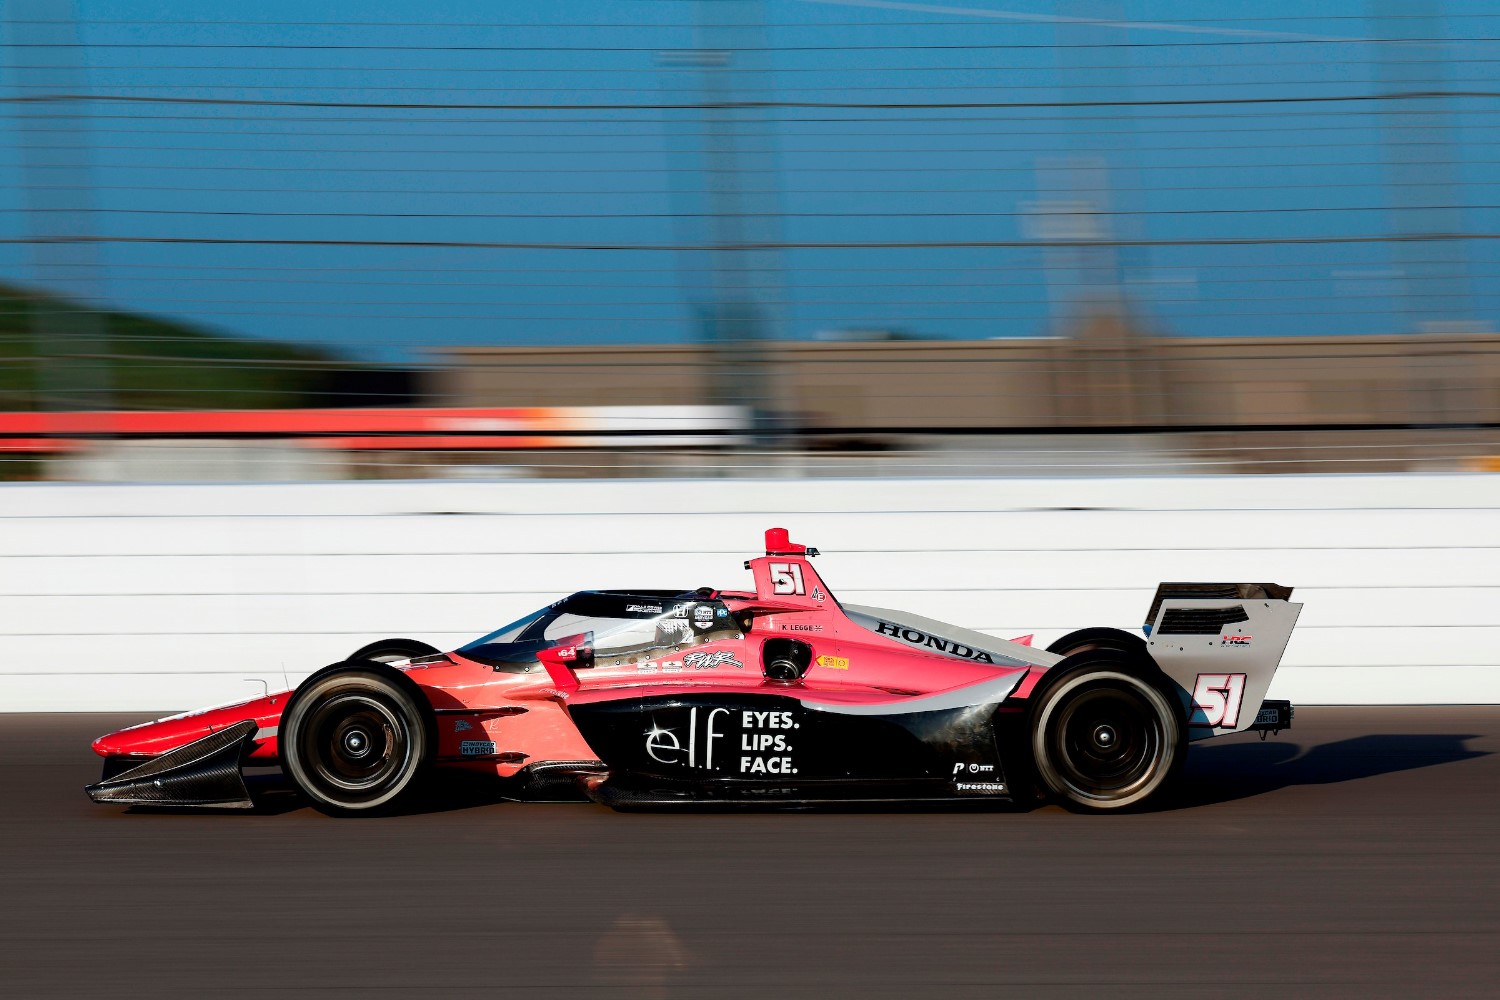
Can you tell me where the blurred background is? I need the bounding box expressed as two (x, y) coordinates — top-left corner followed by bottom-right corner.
(2, 0), (1498, 480)
(6, 13), (1498, 994)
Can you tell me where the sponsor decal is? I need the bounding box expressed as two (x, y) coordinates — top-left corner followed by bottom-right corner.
(742, 709), (795, 728)
(716, 607), (729, 618)
(740, 756), (795, 774)
(874, 621), (995, 663)
(1191, 673), (1248, 727)
(741, 733), (793, 752)
(780, 623), (823, 632)
(952, 762), (995, 775)
(954, 781), (1006, 794)
(635, 662), (660, 674)
(693, 606), (716, 630)
(683, 649), (742, 670)
(643, 707), (799, 775)
(811, 586), (825, 603)
(739, 709), (797, 774)
(453, 719), (473, 733)
(1221, 634), (1252, 646)
(1254, 706), (1282, 726)
(555, 645), (578, 662)
(645, 707), (732, 769)
(460, 740), (497, 757)
(815, 655), (849, 670)
(627, 603), (663, 614)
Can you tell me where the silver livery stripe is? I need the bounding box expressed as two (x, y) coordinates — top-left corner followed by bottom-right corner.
(800, 672), (1026, 716)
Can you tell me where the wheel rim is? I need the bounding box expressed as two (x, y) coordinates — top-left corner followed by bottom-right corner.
(300, 693), (409, 799)
(1037, 673), (1175, 806)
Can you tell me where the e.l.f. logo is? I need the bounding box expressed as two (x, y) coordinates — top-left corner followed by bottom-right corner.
(645, 707), (729, 770)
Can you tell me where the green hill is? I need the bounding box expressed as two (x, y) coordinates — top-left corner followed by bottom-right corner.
(0, 281), (382, 411)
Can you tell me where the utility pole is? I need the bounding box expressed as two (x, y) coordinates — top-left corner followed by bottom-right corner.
(1370, 0), (1476, 425)
(1372, 0), (1474, 333)
(1027, 1), (1157, 426)
(3, 0), (113, 416)
(660, 0), (785, 446)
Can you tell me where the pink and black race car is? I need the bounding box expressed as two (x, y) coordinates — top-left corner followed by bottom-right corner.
(87, 529), (1300, 814)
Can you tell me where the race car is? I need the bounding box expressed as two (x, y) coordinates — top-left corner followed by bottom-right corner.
(86, 528), (1300, 815)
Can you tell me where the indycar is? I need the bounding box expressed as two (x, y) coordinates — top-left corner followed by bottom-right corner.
(87, 528), (1300, 814)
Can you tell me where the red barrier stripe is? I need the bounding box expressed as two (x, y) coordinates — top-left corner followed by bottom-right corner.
(0, 408), (572, 436)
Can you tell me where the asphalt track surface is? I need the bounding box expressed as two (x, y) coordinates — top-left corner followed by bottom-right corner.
(2, 709), (1498, 999)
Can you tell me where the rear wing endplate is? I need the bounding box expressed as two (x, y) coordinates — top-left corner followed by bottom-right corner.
(1142, 583), (1301, 742)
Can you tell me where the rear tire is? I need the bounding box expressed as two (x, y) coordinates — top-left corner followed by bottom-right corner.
(347, 637), (440, 664)
(281, 667), (430, 815)
(1029, 658), (1181, 811)
(1046, 626), (1148, 658)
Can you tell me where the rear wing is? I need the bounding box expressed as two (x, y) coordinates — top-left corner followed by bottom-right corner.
(1143, 583), (1293, 635)
(1144, 583), (1301, 742)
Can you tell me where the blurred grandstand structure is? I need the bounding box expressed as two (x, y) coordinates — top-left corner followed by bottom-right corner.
(431, 320), (1500, 475)
(437, 320), (1500, 433)
(1, 1), (1498, 479)
(10, 318), (1500, 478)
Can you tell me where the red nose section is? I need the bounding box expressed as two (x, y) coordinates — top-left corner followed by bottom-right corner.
(91, 692), (287, 760)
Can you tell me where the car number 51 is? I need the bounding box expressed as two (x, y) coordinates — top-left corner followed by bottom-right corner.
(1192, 673), (1247, 727)
(769, 561), (806, 596)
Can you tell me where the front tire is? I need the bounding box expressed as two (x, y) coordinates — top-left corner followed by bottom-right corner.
(281, 667), (430, 815)
(347, 637), (440, 664)
(1029, 661), (1181, 811)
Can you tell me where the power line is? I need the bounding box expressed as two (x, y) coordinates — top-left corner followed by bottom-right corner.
(6, 37), (1500, 50)
(7, 13), (1499, 26)
(13, 56), (1500, 72)
(7, 79), (1493, 97)
(31, 106), (1500, 126)
(19, 181), (1493, 198)
(19, 204), (1498, 220)
(13, 120), (1500, 140)
(5, 233), (1495, 250)
(16, 159), (1500, 174)
(7, 89), (1500, 110)
(21, 141), (1500, 158)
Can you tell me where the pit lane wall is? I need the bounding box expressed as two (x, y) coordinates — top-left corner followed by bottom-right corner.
(2, 474), (1498, 711)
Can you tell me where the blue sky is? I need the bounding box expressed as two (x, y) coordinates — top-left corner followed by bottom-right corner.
(1, 0), (1497, 361)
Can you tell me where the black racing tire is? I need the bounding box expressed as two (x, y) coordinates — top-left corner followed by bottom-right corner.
(1028, 656), (1182, 812)
(1046, 626), (1149, 659)
(347, 637), (441, 664)
(281, 666), (431, 815)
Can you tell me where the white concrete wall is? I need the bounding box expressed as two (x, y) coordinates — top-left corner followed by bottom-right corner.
(2, 474), (1497, 712)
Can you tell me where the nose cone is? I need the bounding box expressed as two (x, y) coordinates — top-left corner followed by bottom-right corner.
(93, 715), (214, 758)
(91, 692), (287, 759)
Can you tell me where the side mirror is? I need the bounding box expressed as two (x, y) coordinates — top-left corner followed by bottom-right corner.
(538, 633), (594, 670)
